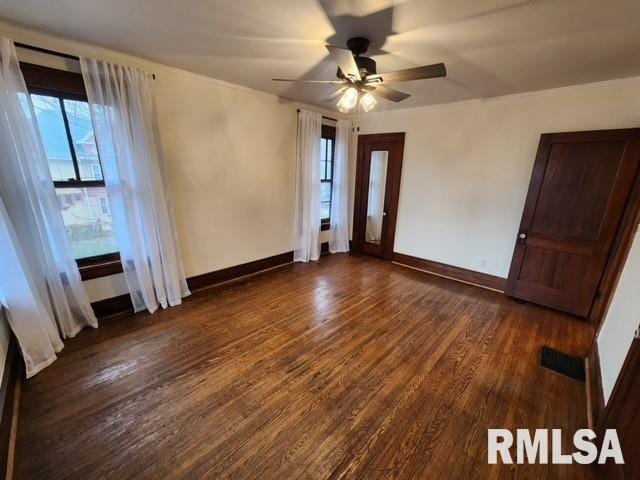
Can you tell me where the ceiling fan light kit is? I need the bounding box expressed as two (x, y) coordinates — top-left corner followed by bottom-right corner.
(337, 86), (359, 112)
(359, 91), (377, 112)
(273, 36), (446, 113)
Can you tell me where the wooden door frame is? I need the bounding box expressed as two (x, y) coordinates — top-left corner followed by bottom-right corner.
(352, 132), (405, 260)
(507, 128), (640, 327)
(596, 337), (640, 479)
(591, 150), (640, 328)
(586, 129), (640, 328)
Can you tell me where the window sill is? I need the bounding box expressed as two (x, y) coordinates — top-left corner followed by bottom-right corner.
(78, 259), (123, 281)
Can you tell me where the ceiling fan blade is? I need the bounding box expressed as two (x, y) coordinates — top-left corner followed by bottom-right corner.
(323, 86), (348, 103)
(325, 46), (361, 81)
(273, 78), (345, 84)
(371, 63), (447, 83)
(374, 85), (411, 103)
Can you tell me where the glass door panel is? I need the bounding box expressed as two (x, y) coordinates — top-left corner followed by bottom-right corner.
(365, 150), (388, 245)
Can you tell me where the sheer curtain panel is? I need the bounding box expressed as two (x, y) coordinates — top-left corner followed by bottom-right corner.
(80, 58), (190, 313)
(0, 38), (97, 377)
(293, 109), (322, 262)
(329, 119), (351, 253)
(0, 199), (63, 377)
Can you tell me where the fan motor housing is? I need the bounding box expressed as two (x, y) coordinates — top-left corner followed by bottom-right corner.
(346, 37), (370, 55)
(336, 36), (377, 80)
(337, 56), (377, 79)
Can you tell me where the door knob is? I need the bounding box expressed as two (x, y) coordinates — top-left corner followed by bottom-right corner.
(518, 231), (527, 244)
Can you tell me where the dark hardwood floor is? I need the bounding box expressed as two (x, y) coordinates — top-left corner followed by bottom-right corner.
(15, 254), (597, 479)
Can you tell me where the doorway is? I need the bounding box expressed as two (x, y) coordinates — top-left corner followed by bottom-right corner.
(352, 133), (405, 259)
(506, 128), (640, 319)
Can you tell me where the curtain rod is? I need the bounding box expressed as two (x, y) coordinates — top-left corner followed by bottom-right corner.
(14, 42), (156, 79)
(15, 42), (80, 61)
(296, 109), (337, 122)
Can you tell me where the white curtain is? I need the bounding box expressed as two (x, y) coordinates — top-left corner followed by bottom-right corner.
(293, 109), (322, 262)
(80, 58), (190, 313)
(0, 38), (96, 377)
(329, 119), (351, 253)
(0, 199), (63, 377)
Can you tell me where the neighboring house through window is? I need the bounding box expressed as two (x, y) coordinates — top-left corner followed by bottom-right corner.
(98, 197), (110, 215)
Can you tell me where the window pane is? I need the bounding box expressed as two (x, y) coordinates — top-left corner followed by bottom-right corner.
(31, 94), (75, 181)
(320, 136), (334, 221)
(56, 187), (118, 259)
(320, 202), (331, 221)
(320, 182), (332, 203)
(63, 99), (102, 181)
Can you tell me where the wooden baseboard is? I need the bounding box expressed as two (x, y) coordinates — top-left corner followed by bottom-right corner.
(585, 341), (605, 431)
(186, 251), (293, 292)
(392, 252), (508, 293)
(0, 336), (22, 480)
(90, 293), (134, 320)
(91, 251), (295, 319)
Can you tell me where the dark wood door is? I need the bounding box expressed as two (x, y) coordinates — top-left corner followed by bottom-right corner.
(506, 129), (640, 317)
(352, 133), (405, 259)
(600, 337), (640, 479)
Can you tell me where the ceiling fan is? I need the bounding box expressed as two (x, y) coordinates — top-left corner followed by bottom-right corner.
(273, 37), (446, 113)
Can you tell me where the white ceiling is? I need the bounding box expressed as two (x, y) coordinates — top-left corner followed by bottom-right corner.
(1, 0), (639, 111)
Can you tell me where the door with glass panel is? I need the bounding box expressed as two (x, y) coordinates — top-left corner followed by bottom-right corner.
(352, 133), (405, 259)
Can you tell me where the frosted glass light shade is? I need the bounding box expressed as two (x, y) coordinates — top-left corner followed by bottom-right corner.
(337, 87), (358, 112)
(360, 91), (377, 112)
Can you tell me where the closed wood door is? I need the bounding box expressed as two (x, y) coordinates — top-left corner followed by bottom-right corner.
(506, 129), (640, 317)
(352, 133), (405, 259)
(600, 337), (640, 479)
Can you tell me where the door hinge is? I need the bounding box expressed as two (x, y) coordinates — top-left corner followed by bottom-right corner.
(594, 289), (602, 300)
(635, 324), (640, 339)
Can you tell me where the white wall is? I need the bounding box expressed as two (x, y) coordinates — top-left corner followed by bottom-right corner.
(0, 21), (342, 302)
(0, 21), (341, 381)
(355, 78), (640, 408)
(597, 230), (640, 403)
(154, 71), (298, 277)
(355, 79), (640, 278)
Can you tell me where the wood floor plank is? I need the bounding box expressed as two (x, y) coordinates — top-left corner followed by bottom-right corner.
(14, 254), (598, 479)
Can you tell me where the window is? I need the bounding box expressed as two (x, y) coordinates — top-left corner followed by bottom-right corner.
(30, 92), (118, 260)
(22, 63), (121, 279)
(320, 125), (336, 230)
